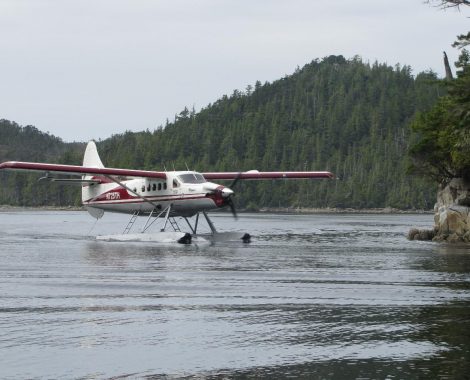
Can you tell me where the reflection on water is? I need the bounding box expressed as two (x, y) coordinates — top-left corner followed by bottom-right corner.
(0, 211), (470, 379)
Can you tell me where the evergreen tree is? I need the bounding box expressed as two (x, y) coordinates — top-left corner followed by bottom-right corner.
(1, 56), (442, 209)
(409, 35), (470, 183)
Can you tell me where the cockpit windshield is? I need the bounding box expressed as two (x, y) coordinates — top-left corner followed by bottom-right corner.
(178, 173), (206, 184)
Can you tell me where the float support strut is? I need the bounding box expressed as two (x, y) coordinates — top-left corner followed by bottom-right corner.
(202, 211), (217, 234)
(161, 204), (172, 232)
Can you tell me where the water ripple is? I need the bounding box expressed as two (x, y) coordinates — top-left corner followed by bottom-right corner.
(1, 212), (470, 379)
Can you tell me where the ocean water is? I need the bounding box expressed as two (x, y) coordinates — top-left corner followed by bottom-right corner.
(1, 211), (470, 379)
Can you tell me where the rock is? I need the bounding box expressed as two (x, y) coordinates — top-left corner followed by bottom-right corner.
(431, 178), (470, 243)
(407, 228), (419, 240)
(422, 229), (436, 240)
(453, 178), (470, 206)
(434, 212), (440, 226)
(407, 228), (435, 241)
(447, 233), (463, 243)
(446, 209), (467, 235)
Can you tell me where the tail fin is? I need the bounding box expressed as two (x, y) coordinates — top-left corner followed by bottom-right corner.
(82, 141), (105, 218)
(83, 141), (105, 168)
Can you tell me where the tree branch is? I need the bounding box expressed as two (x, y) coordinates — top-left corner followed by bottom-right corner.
(425, 0), (470, 9)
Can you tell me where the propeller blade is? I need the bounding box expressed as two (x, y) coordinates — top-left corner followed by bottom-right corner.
(229, 172), (243, 189)
(227, 197), (238, 220)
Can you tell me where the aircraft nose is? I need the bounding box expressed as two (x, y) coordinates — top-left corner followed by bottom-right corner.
(221, 187), (234, 197)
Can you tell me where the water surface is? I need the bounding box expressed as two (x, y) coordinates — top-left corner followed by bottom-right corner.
(1, 211), (469, 379)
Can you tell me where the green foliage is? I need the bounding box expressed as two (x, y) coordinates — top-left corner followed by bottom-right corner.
(0, 119), (84, 206)
(409, 97), (457, 181)
(1, 56), (441, 209)
(97, 56), (438, 209)
(409, 48), (470, 183)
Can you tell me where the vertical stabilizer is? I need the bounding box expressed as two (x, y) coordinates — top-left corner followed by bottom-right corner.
(83, 141), (105, 168)
(82, 141), (105, 217)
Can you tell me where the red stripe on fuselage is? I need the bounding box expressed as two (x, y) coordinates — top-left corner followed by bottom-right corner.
(84, 193), (210, 206)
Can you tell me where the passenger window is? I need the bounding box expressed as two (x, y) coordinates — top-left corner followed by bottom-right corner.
(173, 179), (179, 188)
(163, 182), (167, 190)
(152, 184), (156, 191)
(141, 186), (145, 192)
(158, 183), (162, 191)
(147, 184), (150, 191)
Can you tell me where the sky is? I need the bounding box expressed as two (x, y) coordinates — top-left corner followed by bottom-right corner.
(0, 0), (469, 142)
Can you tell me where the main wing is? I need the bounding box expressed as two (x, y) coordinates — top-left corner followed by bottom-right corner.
(0, 161), (167, 180)
(202, 170), (334, 180)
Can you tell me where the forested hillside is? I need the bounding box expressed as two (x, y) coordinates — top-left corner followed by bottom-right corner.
(1, 56), (441, 209)
(0, 120), (84, 205)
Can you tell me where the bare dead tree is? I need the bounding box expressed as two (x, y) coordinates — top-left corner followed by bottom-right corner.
(425, 0), (470, 9)
(443, 51), (454, 79)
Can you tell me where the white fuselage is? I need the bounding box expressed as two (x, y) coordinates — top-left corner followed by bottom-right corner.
(82, 171), (230, 217)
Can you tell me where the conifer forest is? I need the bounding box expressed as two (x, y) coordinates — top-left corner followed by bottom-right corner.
(0, 56), (441, 210)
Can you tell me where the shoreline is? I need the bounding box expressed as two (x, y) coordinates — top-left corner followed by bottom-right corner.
(0, 205), (433, 214)
(257, 207), (433, 214)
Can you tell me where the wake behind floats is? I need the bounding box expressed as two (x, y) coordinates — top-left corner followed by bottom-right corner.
(0, 141), (334, 244)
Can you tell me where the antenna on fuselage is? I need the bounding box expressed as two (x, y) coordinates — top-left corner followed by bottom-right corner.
(185, 162), (197, 179)
(172, 162), (176, 172)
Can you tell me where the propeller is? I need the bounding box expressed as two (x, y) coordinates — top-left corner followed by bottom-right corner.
(217, 186), (237, 220)
(224, 172), (244, 220)
(226, 194), (238, 220)
(229, 172), (243, 189)
(204, 173), (243, 220)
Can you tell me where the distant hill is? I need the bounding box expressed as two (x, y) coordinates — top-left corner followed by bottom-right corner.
(0, 56), (441, 209)
(0, 120), (84, 205)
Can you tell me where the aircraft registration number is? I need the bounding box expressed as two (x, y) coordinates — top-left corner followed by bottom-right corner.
(105, 192), (121, 200)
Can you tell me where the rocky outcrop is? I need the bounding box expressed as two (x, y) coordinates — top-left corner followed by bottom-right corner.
(408, 178), (470, 243)
(408, 228), (437, 241)
(432, 178), (470, 243)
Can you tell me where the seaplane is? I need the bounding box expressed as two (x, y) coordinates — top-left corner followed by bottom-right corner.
(0, 141), (334, 244)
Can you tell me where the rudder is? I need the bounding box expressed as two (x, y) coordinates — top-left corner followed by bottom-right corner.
(82, 141), (105, 217)
(83, 141), (105, 168)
